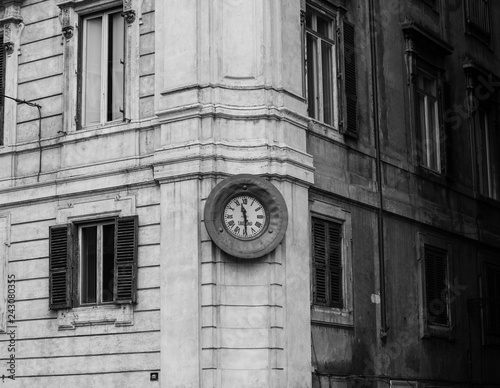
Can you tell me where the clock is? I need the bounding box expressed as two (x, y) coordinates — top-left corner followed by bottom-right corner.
(204, 174), (288, 259)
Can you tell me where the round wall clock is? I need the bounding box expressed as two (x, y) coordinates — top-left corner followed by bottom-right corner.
(204, 174), (289, 259)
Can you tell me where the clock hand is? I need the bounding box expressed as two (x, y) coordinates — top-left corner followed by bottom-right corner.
(241, 204), (248, 236)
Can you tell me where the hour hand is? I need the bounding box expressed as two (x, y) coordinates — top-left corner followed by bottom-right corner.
(241, 205), (248, 235)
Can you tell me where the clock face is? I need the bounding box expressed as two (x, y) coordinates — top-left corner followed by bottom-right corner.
(223, 195), (267, 239)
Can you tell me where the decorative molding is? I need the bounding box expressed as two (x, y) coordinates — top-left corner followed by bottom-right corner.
(3, 41), (13, 55)
(0, 1), (23, 56)
(58, 5), (77, 40)
(121, 9), (136, 24)
(57, 304), (134, 330)
(401, 17), (453, 57)
(122, 0), (136, 23)
(0, 0), (23, 25)
(56, 195), (136, 224)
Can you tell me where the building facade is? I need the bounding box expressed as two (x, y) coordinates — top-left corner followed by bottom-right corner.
(0, 0), (498, 387)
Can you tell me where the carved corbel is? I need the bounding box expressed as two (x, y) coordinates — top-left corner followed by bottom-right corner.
(299, 0), (306, 25)
(0, 0), (23, 54)
(122, 0), (136, 24)
(58, 5), (77, 40)
(0, 0), (23, 24)
(3, 41), (14, 55)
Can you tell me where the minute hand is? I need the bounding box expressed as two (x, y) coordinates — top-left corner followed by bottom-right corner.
(241, 205), (248, 236)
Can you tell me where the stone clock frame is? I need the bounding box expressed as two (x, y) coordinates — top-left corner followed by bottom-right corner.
(204, 174), (288, 259)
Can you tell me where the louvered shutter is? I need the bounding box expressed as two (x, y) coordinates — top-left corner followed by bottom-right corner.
(425, 245), (448, 325)
(114, 216), (138, 304)
(49, 225), (73, 309)
(312, 218), (343, 308)
(313, 219), (327, 305)
(342, 20), (358, 137)
(328, 222), (343, 308)
(486, 266), (500, 334)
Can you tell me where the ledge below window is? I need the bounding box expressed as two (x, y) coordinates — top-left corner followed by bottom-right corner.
(57, 304), (134, 330)
(311, 304), (353, 328)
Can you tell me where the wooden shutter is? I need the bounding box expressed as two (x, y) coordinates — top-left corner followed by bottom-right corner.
(312, 218), (343, 308)
(486, 265), (500, 334)
(114, 216), (138, 304)
(49, 225), (73, 309)
(342, 20), (358, 137)
(313, 219), (328, 305)
(425, 245), (448, 325)
(328, 222), (343, 307)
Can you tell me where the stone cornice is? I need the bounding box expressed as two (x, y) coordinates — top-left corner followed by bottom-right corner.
(401, 18), (453, 57)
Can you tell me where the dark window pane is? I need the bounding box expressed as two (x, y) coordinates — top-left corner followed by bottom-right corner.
(316, 15), (329, 37)
(102, 223), (115, 302)
(321, 41), (333, 125)
(306, 11), (313, 28)
(81, 226), (97, 304)
(306, 33), (317, 119)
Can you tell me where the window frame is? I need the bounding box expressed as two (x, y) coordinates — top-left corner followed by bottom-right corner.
(310, 200), (353, 327)
(415, 66), (443, 173)
(49, 215), (138, 311)
(305, 6), (338, 127)
(57, 0), (140, 134)
(312, 216), (343, 308)
(417, 233), (455, 339)
(78, 219), (117, 306)
(476, 105), (500, 200)
(402, 20), (453, 178)
(303, 1), (357, 137)
(79, 8), (125, 129)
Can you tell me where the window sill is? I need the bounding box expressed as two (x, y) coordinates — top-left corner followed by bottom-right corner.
(307, 119), (344, 143)
(422, 323), (455, 340)
(416, 165), (452, 186)
(311, 304), (353, 327)
(483, 333), (500, 346)
(57, 304), (134, 330)
(476, 192), (500, 208)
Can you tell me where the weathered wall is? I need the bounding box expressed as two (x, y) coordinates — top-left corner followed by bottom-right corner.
(309, 0), (500, 386)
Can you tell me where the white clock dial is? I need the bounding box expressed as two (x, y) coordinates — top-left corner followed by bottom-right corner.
(223, 195), (267, 239)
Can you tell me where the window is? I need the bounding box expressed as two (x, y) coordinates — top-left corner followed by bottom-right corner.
(485, 264), (500, 336)
(416, 70), (441, 172)
(304, 3), (357, 135)
(312, 217), (342, 308)
(80, 221), (115, 304)
(418, 233), (454, 339)
(464, 0), (491, 41)
(310, 201), (353, 326)
(424, 244), (449, 326)
(49, 216), (137, 309)
(477, 108), (500, 199)
(80, 9), (125, 127)
(305, 9), (336, 126)
(402, 20), (453, 176)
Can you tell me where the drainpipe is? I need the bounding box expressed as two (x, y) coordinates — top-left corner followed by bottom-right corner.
(368, 0), (388, 341)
